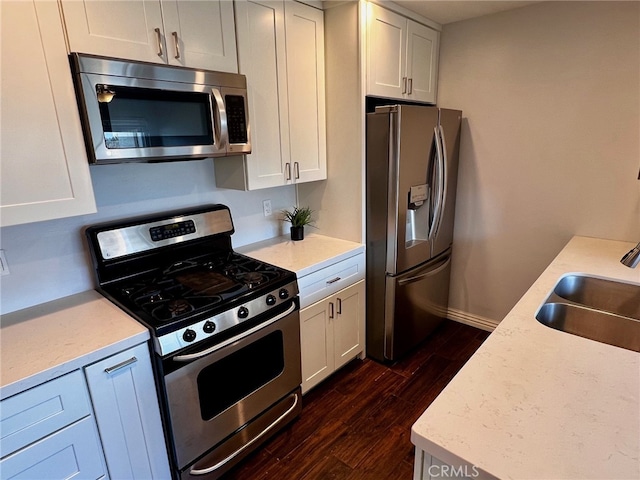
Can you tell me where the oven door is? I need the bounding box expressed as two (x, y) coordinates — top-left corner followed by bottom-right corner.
(164, 302), (302, 475)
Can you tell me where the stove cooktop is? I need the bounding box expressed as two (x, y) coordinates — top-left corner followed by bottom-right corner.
(86, 205), (299, 357)
(106, 252), (292, 330)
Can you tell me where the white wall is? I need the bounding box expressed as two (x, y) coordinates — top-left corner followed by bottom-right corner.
(0, 160), (295, 315)
(439, 1), (640, 323)
(298, 1), (363, 243)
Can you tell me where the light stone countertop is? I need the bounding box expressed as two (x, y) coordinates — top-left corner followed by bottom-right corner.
(1, 290), (149, 400)
(237, 233), (364, 278)
(411, 236), (640, 479)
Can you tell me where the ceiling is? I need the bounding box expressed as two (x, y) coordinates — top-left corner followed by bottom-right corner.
(393, 1), (541, 25)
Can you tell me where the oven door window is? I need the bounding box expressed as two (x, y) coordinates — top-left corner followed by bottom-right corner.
(197, 331), (285, 421)
(96, 85), (213, 149)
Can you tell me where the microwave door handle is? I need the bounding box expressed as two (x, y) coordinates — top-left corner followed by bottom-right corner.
(428, 126), (443, 242)
(211, 87), (228, 151)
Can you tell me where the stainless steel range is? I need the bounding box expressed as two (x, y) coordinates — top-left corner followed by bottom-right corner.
(86, 204), (302, 479)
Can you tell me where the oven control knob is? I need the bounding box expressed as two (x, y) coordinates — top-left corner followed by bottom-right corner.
(238, 307), (249, 319)
(203, 321), (216, 334)
(266, 294), (276, 306)
(278, 288), (289, 300)
(183, 329), (196, 342)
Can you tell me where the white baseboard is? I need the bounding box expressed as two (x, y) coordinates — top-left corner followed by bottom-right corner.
(447, 308), (499, 332)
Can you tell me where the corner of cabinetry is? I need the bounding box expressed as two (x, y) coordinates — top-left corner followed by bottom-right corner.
(212, 156), (249, 191)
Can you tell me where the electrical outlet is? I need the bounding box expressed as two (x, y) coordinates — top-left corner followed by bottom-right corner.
(263, 199), (272, 217)
(0, 250), (9, 276)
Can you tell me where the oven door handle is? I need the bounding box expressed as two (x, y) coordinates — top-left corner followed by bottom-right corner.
(189, 391), (300, 476)
(173, 302), (297, 362)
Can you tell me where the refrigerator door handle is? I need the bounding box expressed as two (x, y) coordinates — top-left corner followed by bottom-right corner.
(434, 125), (449, 239)
(397, 255), (451, 286)
(429, 126), (444, 242)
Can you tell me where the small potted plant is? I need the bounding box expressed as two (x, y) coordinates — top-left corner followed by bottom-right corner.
(282, 206), (314, 241)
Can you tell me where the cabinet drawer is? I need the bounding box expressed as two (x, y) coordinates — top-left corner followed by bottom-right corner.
(298, 253), (365, 308)
(0, 416), (105, 480)
(0, 370), (92, 457)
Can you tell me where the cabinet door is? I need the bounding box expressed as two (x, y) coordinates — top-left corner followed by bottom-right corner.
(333, 280), (365, 370)
(300, 299), (334, 394)
(0, 1), (96, 227)
(84, 343), (171, 480)
(406, 20), (439, 104)
(234, 0), (290, 189)
(0, 417), (106, 480)
(60, 0), (166, 64)
(366, 2), (407, 100)
(285, 2), (327, 184)
(161, 0), (238, 72)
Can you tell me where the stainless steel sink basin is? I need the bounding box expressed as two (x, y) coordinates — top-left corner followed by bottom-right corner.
(536, 302), (640, 352)
(536, 275), (640, 352)
(553, 275), (640, 320)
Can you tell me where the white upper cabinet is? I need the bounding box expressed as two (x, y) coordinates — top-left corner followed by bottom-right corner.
(366, 2), (439, 104)
(60, 0), (238, 73)
(284, 1), (327, 184)
(227, 0), (291, 190)
(214, 0), (326, 190)
(0, 1), (96, 227)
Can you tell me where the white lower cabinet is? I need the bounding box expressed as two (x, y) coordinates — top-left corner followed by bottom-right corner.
(84, 343), (171, 480)
(0, 371), (106, 479)
(413, 448), (477, 480)
(300, 280), (365, 393)
(0, 343), (170, 480)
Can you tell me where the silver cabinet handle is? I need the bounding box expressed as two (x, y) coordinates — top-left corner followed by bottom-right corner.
(329, 302), (334, 319)
(190, 392), (300, 475)
(154, 28), (163, 57)
(326, 277), (341, 284)
(171, 31), (180, 59)
(285, 162), (291, 181)
(104, 356), (138, 375)
(294, 162), (300, 179)
(408, 78), (413, 95)
(402, 77), (407, 94)
(336, 298), (342, 315)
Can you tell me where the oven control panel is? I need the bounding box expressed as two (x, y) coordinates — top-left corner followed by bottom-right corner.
(149, 220), (196, 241)
(155, 280), (299, 356)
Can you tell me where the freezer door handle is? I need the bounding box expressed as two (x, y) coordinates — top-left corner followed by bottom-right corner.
(397, 256), (451, 286)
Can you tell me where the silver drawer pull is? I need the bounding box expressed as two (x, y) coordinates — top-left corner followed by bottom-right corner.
(104, 356), (138, 374)
(326, 277), (341, 284)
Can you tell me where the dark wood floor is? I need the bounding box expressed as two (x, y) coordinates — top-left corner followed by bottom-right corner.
(223, 320), (490, 480)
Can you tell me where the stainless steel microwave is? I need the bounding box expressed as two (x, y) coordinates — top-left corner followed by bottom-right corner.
(69, 53), (251, 164)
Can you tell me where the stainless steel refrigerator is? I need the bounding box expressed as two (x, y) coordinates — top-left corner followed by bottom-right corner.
(366, 104), (462, 362)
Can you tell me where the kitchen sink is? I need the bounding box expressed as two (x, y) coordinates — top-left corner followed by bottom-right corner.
(553, 275), (640, 320)
(536, 302), (640, 352)
(536, 275), (640, 352)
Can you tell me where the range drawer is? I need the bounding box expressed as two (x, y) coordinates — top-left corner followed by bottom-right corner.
(298, 253), (365, 309)
(0, 370), (92, 458)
